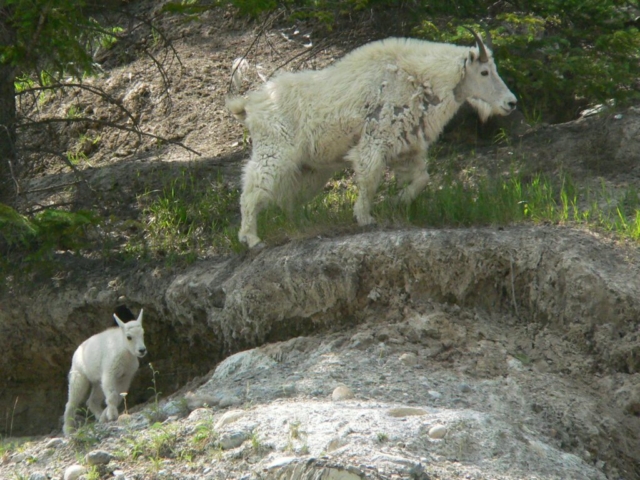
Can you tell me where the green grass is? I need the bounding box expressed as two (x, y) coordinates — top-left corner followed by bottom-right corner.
(128, 170), (244, 262)
(133, 168), (640, 259)
(254, 172), (640, 245)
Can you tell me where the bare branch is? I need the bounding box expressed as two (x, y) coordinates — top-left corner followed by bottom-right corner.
(18, 82), (141, 129)
(228, 9), (283, 93)
(17, 117), (202, 157)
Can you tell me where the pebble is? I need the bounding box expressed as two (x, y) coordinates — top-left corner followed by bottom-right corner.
(10, 452), (27, 463)
(326, 436), (349, 452)
(45, 438), (65, 449)
(387, 407), (428, 417)
(215, 410), (246, 430)
(332, 385), (355, 401)
(28, 473), (47, 480)
(64, 465), (86, 480)
(428, 424), (447, 439)
(281, 383), (296, 396)
(219, 430), (249, 450)
(428, 390), (442, 400)
(266, 456), (298, 469)
(399, 352), (418, 367)
(113, 470), (126, 480)
(188, 408), (213, 421)
(85, 449), (113, 466)
(459, 383), (472, 393)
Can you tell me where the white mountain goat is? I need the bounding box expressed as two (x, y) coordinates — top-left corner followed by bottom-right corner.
(227, 30), (517, 248)
(63, 309), (146, 435)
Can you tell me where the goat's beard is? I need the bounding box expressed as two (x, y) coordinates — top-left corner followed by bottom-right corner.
(467, 97), (494, 123)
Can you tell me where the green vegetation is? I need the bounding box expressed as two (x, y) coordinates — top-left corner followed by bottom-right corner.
(129, 171), (243, 262)
(0, 204), (98, 267)
(166, 0), (640, 122)
(1, 0), (640, 273)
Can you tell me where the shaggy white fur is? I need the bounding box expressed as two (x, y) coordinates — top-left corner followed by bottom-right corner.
(228, 35), (517, 248)
(63, 309), (146, 435)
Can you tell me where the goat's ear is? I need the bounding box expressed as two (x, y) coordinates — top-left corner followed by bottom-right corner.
(137, 308), (144, 325)
(468, 50), (476, 63)
(114, 314), (125, 328)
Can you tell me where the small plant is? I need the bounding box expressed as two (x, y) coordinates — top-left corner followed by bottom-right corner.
(143, 363), (167, 424)
(147, 423), (179, 459)
(289, 421), (302, 440)
(191, 421), (217, 451)
(69, 417), (100, 450)
(98, 25), (124, 50)
(376, 432), (389, 443)
(84, 466), (101, 480)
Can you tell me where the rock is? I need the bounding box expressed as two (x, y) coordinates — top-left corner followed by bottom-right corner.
(281, 383), (296, 396)
(219, 430), (249, 450)
(399, 352), (418, 367)
(188, 408), (213, 421)
(28, 473), (47, 480)
(215, 409), (246, 429)
(44, 438), (64, 449)
(219, 395), (242, 408)
(350, 331), (375, 350)
(332, 385), (354, 401)
(459, 383), (472, 393)
(428, 390), (442, 400)
(326, 436), (349, 452)
(117, 413), (132, 425)
(428, 424), (447, 439)
(10, 452), (26, 463)
(64, 465), (86, 480)
(186, 392), (219, 410)
(266, 456), (298, 469)
(85, 449), (113, 466)
(162, 399), (189, 417)
(387, 407), (428, 417)
(212, 350), (277, 382)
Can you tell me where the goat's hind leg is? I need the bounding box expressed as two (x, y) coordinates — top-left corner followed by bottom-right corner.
(239, 147), (300, 248)
(63, 370), (90, 435)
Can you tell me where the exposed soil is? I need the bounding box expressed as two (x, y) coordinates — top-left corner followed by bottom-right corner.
(1, 2), (640, 480)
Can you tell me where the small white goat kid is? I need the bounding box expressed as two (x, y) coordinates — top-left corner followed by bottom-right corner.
(63, 309), (146, 435)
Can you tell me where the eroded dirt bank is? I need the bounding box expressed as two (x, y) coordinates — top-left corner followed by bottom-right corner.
(1, 226), (640, 478)
(2, 227), (639, 436)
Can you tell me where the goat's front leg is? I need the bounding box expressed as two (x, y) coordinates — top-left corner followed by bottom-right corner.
(349, 140), (388, 226)
(99, 374), (123, 423)
(394, 151), (430, 204)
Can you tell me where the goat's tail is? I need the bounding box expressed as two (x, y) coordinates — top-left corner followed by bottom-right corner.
(226, 96), (248, 122)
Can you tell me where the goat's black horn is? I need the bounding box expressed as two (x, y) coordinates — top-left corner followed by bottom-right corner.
(464, 27), (489, 63)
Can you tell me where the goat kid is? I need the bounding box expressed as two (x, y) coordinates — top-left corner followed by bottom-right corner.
(63, 309), (146, 435)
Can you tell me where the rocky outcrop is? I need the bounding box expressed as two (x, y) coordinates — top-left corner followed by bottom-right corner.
(1, 226), (640, 441)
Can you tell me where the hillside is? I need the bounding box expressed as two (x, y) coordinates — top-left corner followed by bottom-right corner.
(1, 2), (640, 480)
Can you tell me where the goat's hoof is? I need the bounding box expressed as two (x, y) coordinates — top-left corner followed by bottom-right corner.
(250, 241), (267, 251)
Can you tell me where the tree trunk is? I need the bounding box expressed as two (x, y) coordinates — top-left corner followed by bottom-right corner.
(0, 7), (17, 203)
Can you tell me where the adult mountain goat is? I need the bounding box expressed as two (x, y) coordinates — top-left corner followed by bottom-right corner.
(227, 30), (517, 248)
(63, 309), (146, 435)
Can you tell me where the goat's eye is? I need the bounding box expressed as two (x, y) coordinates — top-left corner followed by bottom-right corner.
(481, 70), (489, 77)
(127, 335), (132, 341)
